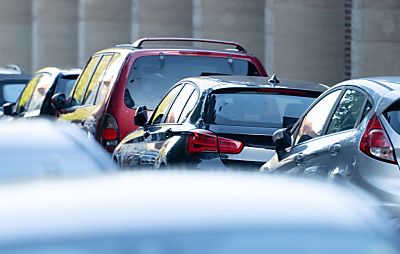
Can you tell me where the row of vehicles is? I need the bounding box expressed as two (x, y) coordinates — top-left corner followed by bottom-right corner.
(1, 37), (400, 252)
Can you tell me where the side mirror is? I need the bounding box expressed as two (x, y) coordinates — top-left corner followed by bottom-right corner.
(272, 128), (291, 161)
(2, 102), (15, 116)
(51, 93), (67, 110)
(134, 105), (148, 126)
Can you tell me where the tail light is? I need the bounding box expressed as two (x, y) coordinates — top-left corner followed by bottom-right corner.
(187, 129), (243, 154)
(360, 114), (396, 164)
(102, 114), (119, 147)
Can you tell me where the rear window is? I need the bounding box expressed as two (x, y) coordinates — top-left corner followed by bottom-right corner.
(384, 99), (400, 134)
(205, 91), (318, 128)
(126, 55), (260, 110)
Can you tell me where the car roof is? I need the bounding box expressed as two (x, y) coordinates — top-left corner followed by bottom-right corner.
(33, 67), (82, 77)
(180, 75), (328, 93)
(0, 170), (392, 243)
(0, 73), (31, 82)
(0, 118), (116, 181)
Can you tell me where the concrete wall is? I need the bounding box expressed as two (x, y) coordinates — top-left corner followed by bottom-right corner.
(352, 0), (400, 78)
(34, 0), (79, 71)
(0, 0), (32, 73)
(0, 0), (399, 85)
(266, 0), (345, 85)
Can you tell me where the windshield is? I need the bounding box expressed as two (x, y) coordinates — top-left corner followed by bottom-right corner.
(125, 55), (260, 110)
(205, 92), (317, 128)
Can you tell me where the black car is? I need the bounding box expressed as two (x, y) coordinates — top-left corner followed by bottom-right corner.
(3, 67), (81, 118)
(0, 73), (30, 115)
(112, 75), (327, 170)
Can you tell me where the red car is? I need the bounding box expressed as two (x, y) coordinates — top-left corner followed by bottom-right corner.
(52, 38), (267, 152)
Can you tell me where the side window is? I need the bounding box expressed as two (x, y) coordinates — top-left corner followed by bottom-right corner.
(82, 54), (113, 105)
(150, 85), (183, 125)
(178, 89), (199, 123)
(294, 90), (341, 145)
(16, 74), (42, 113)
(361, 100), (373, 120)
(326, 89), (366, 135)
(164, 85), (195, 123)
(70, 55), (101, 107)
(25, 73), (53, 112)
(95, 53), (122, 105)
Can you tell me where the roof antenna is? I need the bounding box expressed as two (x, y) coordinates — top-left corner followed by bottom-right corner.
(268, 74), (280, 87)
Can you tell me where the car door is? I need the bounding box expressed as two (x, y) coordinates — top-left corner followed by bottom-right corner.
(269, 89), (343, 174)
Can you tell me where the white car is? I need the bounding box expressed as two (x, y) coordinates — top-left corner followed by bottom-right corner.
(0, 118), (117, 182)
(0, 171), (397, 253)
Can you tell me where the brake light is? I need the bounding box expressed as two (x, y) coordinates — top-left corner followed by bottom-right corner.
(257, 88), (306, 95)
(360, 114), (396, 164)
(102, 114), (119, 147)
(187, 129), (243, 154)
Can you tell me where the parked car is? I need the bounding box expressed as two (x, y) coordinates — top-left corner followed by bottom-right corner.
(261, 76), (400, 220)
(51, 38), (268, 152)
(0, 118), (117, 182)
(2, 67), (81, 118)
(0, 73), (30, 115)
(0, 171), (397, 253)
(112, 75), (327, 170)
(0, 64), (23, 74)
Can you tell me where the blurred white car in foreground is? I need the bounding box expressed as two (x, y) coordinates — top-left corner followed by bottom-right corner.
(0, 171), (397, 253)
(0, 118), (117, 182)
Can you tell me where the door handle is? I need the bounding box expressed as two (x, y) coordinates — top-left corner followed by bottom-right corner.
(329, 144), (341, 156)
(294, 153), (303, 165)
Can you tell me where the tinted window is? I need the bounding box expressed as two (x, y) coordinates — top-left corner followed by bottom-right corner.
(150, 85), (182, 125)
(326, 89), (366, 134)
(126, 56), (260, 110)
(206, 92), (317, 128)
(25, 74), (53, 112)
(294, 90), (341, 145)
(2, 84), (26, 103)
(95, 53), (122, 105)
(70, 56), (101, 107)
(165, 85), (195, 123)
(384, 99), (400, 135)
(83, 55), (113, 105)
(54, 75), (79, 96)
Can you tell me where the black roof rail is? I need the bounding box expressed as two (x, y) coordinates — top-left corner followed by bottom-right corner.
(131, 37), (247, 53)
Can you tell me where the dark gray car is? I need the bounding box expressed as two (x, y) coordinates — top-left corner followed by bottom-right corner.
(262, 76), (400, 220)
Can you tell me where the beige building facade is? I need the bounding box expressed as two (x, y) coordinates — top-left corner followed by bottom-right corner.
(0, 0), (398, 86)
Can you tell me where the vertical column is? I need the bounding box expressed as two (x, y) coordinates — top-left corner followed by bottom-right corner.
(137, 0), (193, 39)
(344, 0), (352, 80)
(352, 0), (400, 78)
(266, 0), (345, 86)
(199, 0), (265, 66)
(34, 0), (79, 71)
(0, 0), (32, 73)
(84, 0), (131, 61)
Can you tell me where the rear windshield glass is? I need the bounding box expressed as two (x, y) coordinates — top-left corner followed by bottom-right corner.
(383, 99), (400, 134)
(205, 92), (317, 128)
(126, 55), (260, 110)
(2, 84), (26, 103)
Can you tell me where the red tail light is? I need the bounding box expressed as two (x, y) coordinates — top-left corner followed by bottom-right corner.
(102, 114), (119, 147)
(360, 115), (396, 164)
(187, 129), (243, 154)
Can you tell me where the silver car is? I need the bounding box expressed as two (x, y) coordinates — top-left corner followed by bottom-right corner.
(0, 171), (397, 253)
(261, 76), (400, 220)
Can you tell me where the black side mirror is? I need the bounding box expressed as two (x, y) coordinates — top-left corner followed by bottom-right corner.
(51, 93), (67, 110)
(2, 102), (15, 116)
(134, 105), (148, 126)
(272, 128), (291, 161)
